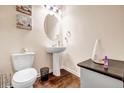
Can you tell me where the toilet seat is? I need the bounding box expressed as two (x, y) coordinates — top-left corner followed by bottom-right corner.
(12, 68), (37, 88)
(13, 68), (37, 83)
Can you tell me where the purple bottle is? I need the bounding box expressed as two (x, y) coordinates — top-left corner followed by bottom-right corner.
(104, 56), (109, 69)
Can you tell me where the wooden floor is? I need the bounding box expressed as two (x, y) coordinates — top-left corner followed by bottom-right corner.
(33, 69), (80, 88)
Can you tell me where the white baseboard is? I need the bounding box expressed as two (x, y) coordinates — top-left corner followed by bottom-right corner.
(37, 73), (40, 78)
(61, 66), (80, 77)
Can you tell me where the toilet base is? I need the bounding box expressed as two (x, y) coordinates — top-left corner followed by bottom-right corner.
(30, 86), (33, 88)
(12, 85), (33, 88)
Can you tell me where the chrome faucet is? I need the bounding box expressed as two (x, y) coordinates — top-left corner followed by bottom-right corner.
(52, 43), (57, 47)
(57, 40), (61, 46)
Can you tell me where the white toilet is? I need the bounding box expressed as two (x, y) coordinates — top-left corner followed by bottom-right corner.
(11, 52), (37, 88)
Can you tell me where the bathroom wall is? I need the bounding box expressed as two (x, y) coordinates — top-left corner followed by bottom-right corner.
(0, 6), (53, 74)
(1, 5), (124, 77)
(62, 6), (124, 76)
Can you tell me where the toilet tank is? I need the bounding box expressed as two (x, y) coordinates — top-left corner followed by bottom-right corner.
(11, 52), (35, 71)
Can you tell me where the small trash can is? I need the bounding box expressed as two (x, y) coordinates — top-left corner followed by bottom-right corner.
(40, 67), (49, 81)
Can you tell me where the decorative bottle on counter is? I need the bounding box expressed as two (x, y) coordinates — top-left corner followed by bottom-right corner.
(104, 56), (109, 69)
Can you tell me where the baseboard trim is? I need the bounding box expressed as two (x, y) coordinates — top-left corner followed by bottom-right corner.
(61, 66), (80, 77)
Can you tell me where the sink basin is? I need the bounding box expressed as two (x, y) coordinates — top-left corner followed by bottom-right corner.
(47, 46), (66, 53)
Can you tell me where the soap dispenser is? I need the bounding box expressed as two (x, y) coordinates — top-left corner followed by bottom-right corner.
(104, 56), (109, 70)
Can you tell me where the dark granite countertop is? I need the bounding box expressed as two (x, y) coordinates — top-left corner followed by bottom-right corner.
(77, 59), (124, 81)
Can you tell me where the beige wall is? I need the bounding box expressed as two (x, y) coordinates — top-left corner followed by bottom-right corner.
(0, 6), (53, 74)
(62, 6), (124, 75)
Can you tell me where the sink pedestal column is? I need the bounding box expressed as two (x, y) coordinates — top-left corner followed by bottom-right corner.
(46, 46), (66, 76)
(53, 53), (60, 76)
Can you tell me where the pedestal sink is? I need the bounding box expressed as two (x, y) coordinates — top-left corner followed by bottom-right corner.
(47, 46), (66, 76)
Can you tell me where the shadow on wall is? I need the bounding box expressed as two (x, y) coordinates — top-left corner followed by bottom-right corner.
(62, 53), (79, 74)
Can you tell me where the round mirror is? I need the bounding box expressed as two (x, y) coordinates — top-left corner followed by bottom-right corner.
(44, 14), (60, 41)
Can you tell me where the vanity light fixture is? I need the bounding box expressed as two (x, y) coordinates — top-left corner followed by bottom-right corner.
(43, 5), (62, 16)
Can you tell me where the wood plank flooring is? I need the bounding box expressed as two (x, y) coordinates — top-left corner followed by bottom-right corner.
(33, 69), (80, 88)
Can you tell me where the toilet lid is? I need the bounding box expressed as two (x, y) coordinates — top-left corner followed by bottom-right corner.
(13, 68), (37, 83)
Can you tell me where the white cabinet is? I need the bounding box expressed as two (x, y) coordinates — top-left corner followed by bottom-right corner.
(80, 68), (123, 88)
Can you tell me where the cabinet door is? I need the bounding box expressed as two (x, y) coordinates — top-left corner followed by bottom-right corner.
(80, 68), (123, 88)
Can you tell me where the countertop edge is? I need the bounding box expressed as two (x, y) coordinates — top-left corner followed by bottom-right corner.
(77, 60), (123, 81)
